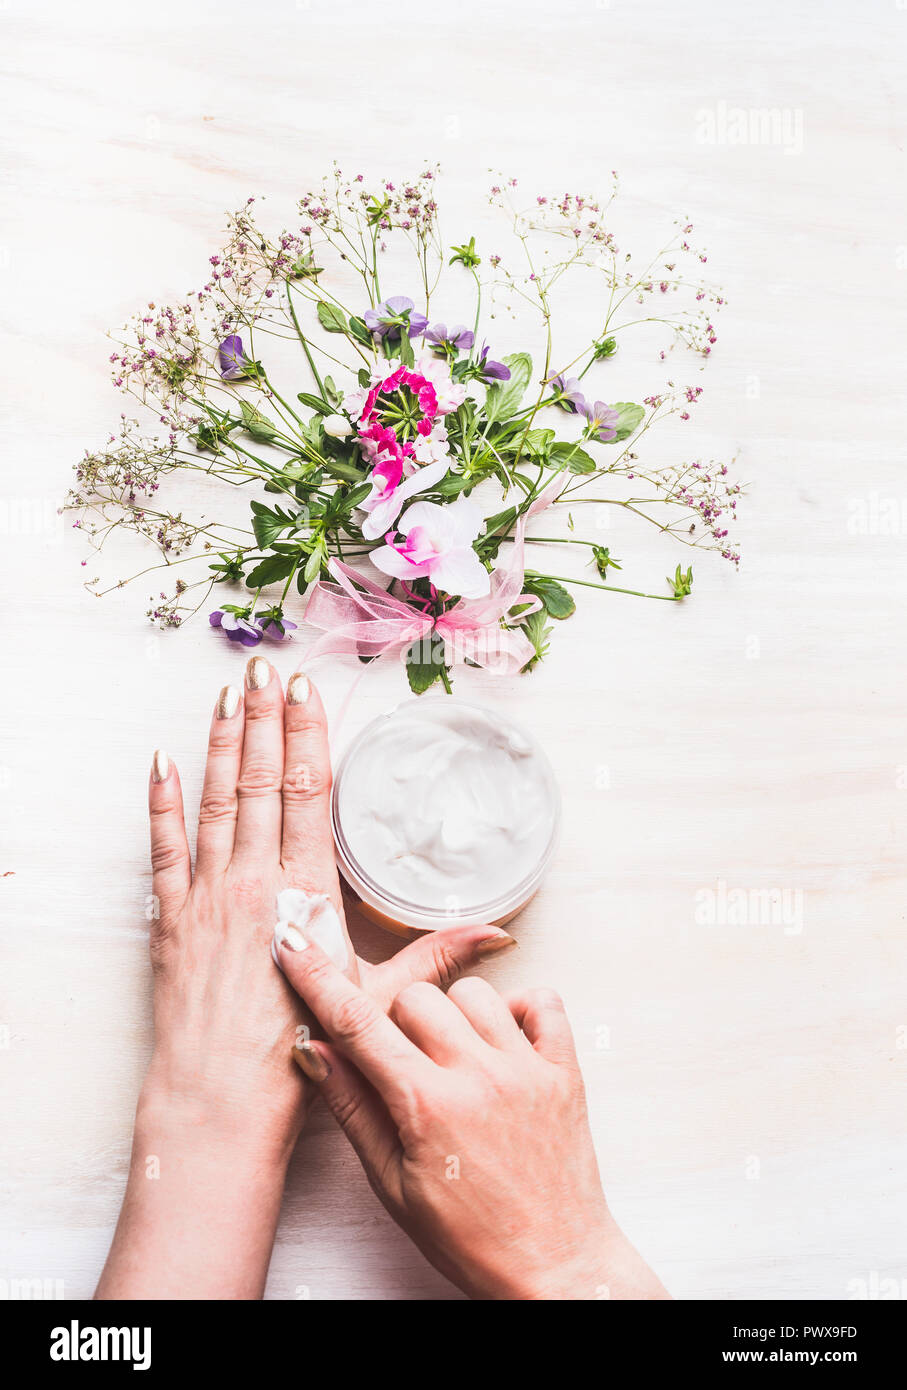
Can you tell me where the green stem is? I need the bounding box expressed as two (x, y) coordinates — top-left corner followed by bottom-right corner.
(543, 572), (679, 602)
(286, 285), (326, 395)
(260, 373), (306, 427)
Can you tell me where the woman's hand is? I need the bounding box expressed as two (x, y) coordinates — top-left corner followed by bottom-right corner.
(274, 931), (668, 1301)
(96, 659), (515, 1299)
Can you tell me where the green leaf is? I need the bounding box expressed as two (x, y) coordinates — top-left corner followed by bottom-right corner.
(405, 635), (447, 694)
(592, 545), (621, 577)
(592, 335), (618, 360)
(520, 608), (552, 671)
(431, 471), (473, 498)
(316, 301), (348, 334)
(612, 401), (645, 441)
(303, 546), (325, 583)
(297, 392), (332, 415)
(397, 328), (415, 367)
(449, 236), (481, 269)
(348, 316), (372, 347)
(291, 251), (322, 279)
(523, 427), (555, 458)
(239, 400), (280, 442)
(484, 353), (532, 424)
(207, 550), (246, 584)
(322, 457), (366, 484)
(245, 553), (297, 590)
(667, 563), (694, 598)
(523, 573), (577, 619)
(338, 482), (372, 512)
(249, 500), (294, 549)
(550, 441), (596, 474)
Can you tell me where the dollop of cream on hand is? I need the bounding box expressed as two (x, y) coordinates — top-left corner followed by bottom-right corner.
(336, 702), (556, 912)
(272, 889), (348, 970)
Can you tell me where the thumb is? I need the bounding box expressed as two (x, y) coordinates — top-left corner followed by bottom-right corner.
(363, 923), (517, 1011)
(292, 1038), (401, 1187)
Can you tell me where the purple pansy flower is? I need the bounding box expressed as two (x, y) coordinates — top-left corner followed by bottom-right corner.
(577, 398), (619, 443)
(424, 323), (475, 354)
(545, 372), (586, 414)
(209, 609), (264, 646)
(256, 612), (298, 641)
(363, 295), (429, 340)
(475, 344), (511, 384)
(217, 335), (253, 381)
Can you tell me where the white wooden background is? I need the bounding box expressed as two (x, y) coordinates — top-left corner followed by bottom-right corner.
(2, 0), (905, 1301)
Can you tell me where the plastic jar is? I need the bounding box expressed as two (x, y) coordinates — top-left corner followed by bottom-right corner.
(331, 697), (560, 937)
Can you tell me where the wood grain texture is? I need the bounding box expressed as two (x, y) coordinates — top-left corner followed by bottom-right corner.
(1, 0), (905, 1300)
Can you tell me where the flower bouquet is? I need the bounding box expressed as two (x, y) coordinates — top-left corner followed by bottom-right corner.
(67, 167), (738, 693)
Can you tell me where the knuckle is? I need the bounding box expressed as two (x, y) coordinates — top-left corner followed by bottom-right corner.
(148, 932), (170, 974)
(429, 939), (465, 990)
(207, 727), (240, 756)
(282, 758), (331, 802)
(331, 991), (379, 1042)
(396, 1081), (434, 1143)
(236, 757), (283, 796)
(330, 1087), (365, 1132)
(197, 790), (238, 825)
(148, 908), (183, 973)
(529, 986), (565, 1012)
(244, 698), (278, 723)
(150, 840), (187, 874)
(228, 875), (268, 912)
(394, 980), (439, 1014)
(447, 975), (488, 1004)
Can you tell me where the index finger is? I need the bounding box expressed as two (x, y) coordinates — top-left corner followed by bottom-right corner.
(273, 929), (434, 1113)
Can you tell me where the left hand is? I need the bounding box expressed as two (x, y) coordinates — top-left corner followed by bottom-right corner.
(142, 656), (514, 1160)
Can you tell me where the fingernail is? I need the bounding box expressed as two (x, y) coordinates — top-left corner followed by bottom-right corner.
(287, 671), (311, 705)
(246, 656), (270, 691)
(216, 684), (241, 719)
(151, 749), (170, 784)
(292, 1041), (331, 1084)
(475, 930), (517, 958)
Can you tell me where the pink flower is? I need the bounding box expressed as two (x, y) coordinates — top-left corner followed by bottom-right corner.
(359, 452), (449, 540)
(370, 497), (490, 599)
(354, 361), (462, 540)
(415, 352), (467, 414)
(358, 364), (439, 432)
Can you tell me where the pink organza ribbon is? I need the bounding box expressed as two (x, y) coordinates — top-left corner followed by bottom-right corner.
(304, 476), (562, 677)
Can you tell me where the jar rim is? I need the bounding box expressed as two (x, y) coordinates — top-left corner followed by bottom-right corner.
(331, 696), (561, 927)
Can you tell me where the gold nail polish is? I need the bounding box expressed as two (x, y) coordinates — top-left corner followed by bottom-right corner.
(151, 749), (170, 784)
(287, 672), (311, 705)
(291, 1041), (331, 1084)
(245, 656), (271, 691)
(475, 931), (517, 958)
(216, 684), (240, 719)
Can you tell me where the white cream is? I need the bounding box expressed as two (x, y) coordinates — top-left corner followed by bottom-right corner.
(334, 701), (557, 914)
(272, 889), (348, 970)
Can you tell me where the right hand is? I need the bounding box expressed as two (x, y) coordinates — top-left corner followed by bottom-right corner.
(274, 932), (668, 1301)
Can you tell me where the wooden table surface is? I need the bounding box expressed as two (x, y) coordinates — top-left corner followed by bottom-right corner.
(2, 0), (905, 1300)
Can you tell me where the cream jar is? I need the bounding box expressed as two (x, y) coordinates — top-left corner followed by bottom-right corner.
(331, 698), (560, 937)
